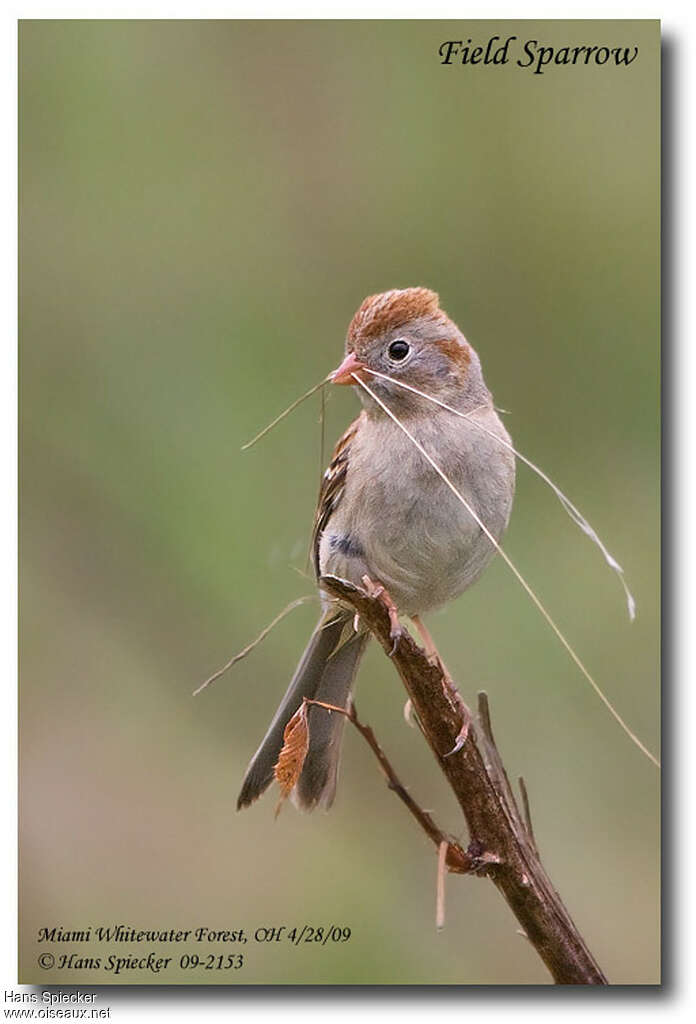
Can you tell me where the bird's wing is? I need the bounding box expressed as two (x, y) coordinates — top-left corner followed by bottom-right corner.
(311, 413), (364, 578)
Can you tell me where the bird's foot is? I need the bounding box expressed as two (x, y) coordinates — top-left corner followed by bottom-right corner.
(443, 685), (471, 757)
(361, 575), (402, 655)
(437, 664), (471, 756)
(411, 614), (471, 756)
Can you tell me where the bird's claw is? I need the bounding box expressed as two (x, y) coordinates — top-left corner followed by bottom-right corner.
(441, 688), (471, 757)
(443, 718), (470, 758)
(410, 613), (471, 756)
(361, 575), (402, 656)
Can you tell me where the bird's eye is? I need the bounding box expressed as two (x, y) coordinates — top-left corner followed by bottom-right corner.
(388, 339), (410, 362)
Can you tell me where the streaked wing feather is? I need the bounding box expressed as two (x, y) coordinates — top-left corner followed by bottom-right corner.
(311, 414), (363, 577)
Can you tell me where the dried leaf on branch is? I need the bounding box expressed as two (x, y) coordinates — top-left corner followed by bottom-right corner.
(274, 700), (310, 815)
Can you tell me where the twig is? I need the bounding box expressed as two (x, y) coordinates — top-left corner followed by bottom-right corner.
(436, 842), (448, 931)
(518, 776), (538, 855)
(320, 573), (608, 986)
(304, 698), (472, 874)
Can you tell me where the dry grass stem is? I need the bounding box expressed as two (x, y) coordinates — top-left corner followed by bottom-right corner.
(241, 376), (329, 451)
(364, 367), (636, 620)
(193, 596), (315, 696)
(354, 374), (658, 769)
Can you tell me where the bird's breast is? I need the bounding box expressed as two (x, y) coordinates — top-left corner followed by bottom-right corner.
(319, 408), (515, 616)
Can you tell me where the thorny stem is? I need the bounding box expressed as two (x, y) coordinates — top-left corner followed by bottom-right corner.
(320, 573), (608, 986)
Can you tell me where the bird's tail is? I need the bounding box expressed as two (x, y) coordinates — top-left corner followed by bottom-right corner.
(237, 609), (368, 811)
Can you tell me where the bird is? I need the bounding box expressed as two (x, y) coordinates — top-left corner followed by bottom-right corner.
(237, 287), (516, 811)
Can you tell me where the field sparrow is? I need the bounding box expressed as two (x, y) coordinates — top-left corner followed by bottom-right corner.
(238, 288), (515, 811)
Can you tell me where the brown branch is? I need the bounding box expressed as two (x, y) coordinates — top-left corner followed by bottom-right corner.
(320, 574), (608, 986)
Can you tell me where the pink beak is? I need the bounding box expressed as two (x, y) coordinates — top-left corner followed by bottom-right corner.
(330, 351), (366, 386)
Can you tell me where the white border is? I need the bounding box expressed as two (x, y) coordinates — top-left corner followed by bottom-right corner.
(5, 3), (692, 1019)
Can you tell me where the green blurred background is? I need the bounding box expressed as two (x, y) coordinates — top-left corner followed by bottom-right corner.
(19, 20), (659, 985)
